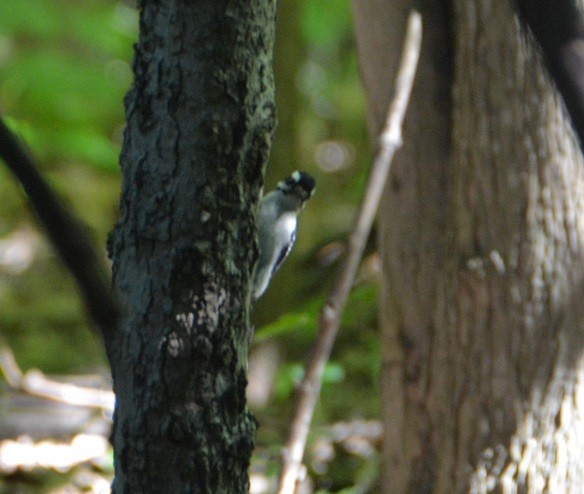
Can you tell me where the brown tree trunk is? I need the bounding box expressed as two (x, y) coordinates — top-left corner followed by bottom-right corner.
(353, 0), (584, 492)
(107, 1), (276, 492)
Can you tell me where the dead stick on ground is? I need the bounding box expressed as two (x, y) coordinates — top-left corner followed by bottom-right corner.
(277, 11), (423, 494)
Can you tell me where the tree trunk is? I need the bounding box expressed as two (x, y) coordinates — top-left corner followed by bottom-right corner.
(353, 0), (452, 490)
(107, 1), (276, 492)
(354, 0), (584, 492)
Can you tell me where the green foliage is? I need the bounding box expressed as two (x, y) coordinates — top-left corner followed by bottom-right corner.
(0, 0), (136, 171)
(0, 1), (131, 377)
(254, 307), (314, 343)
(300, 0), (353, 49)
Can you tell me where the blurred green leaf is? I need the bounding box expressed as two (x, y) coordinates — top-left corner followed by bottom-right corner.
(2, 49), (126, 126)
(69, 3), (138, 58)
(0, 0), (137, 58)
(5, 117), (120, 171)
(274, 363), (304, 399)
(49, 127), (120, 171)
(255, 306), (316, 343)
(322, 362), (345, 383)
(274, 361), (345, 401)
(0, 2), (134, 171)
(0, 0), (64, 40)
(342, 283), (378, 327)
(300, 0), (353, 49)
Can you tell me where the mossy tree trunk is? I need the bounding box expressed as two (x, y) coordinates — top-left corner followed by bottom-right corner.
(106, 1), (276, 492)
(354, 0), (584, 492)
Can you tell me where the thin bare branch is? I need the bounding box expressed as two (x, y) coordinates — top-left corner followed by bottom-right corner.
(277, 11), (423, 494)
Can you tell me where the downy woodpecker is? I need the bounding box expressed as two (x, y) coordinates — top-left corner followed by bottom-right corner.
(253, 171), (316, 300)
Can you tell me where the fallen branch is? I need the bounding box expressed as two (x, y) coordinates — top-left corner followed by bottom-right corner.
(0, 342), (114, 413)
(0, 434), (109, 474)
(277, 11), (423, 493)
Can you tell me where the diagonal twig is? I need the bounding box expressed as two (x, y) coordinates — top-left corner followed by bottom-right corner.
(277, 11), (423, 493)
(0, 118), (120, 339)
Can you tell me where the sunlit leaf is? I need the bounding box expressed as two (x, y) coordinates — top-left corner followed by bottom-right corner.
(254, 307), (316, 343)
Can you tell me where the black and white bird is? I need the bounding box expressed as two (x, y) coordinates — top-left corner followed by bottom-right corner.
(253, 171), (316, 300)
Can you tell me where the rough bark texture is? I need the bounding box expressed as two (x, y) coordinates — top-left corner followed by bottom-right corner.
(354, 0), (584, 492)
(107, 1), (276, 492)
(447, 3), (584, 491)
(513, 0), (584, 147)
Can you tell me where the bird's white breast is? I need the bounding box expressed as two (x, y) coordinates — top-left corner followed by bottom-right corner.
(277, 213), (297, 240)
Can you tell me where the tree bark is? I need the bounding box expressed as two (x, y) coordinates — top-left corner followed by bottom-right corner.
(107, 1), (276, 492)
(354, 0), (584, 492)
(513, 0), (584, 147)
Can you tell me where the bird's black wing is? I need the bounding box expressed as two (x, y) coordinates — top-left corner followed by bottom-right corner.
(272, 230), (296, 274)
